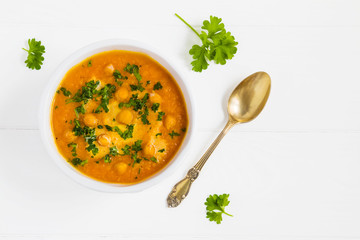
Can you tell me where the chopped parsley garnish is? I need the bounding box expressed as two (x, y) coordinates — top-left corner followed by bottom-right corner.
(121, 145), (131, 155)
(59, 87), (71, 97)
(97, 125), (103, 129)
(157, 112), (165, 121)
(169, 130), (180, 139)
(74, 104), (85, 118)
(113, 69), (127, 86)
(124, 63), (144, 92)
(150, 157), (157, 163)
(153, 82), (163, 90)
(87, 60), (92, 67)
(105, 125), (113, 131)
(121, 140), (144, 167)
(119, 93), (148, 111)
(130, 83), (145, 92)
(124, 63), (142, 81)
(22, 38), (45, 70)
(146, 80), (151, 86)
(158, 149), (165, 153)
(72, 119), (99, 156)
(109, 146), (119, 156)
(67, 80), (100, 104)
(140, 106), (150, 125)
(155, 132), (162, 137)
(107, 124), (134, 140)
(151, 103), (160, 112)
(67, 142), (77, 156)
(94, 84), (116, 113)
(103, 146), (119, 163)
(181, 127), (186, 132)
(71, 158), (88, 167)
(119, 93), (151, 125)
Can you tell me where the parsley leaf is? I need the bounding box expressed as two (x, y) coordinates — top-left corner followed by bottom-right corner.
(87, 60), (92, 67)
(153, 82), (163, 90)
(151, 103), (160, 112)
(124, 63), (142, 81)
(103, 146), (120, 163)
(67, 142), (77, 156)
(169, 130), (180, 139)
(113, 69), (127, 86)
(71, 158), (88, 167)
(157, 112), (165, 121)
(155, 132), (162, 137)
(94, 84), (116, 113)
(205, 194), (233, 224)
(150, 157), (157, 163)
(158, 148), (165, 153)
(175, 14), (238, 72)
(59, 87), (71, 97)
(72, 120), (98, 156)
(74, 104), (85, 118)
(67, 80), (100, 104)
(112, 124), (134, 140)
(22, 38), (45, 70)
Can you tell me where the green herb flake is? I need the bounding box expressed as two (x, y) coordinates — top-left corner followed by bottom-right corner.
(60, 87), (71, 97)
(157, 112), (165, 121)
(67, 142), (78, 156)
(94, 84), (116, 113)
(153, 82), (163, 90)
(150, 157), (158, 163)
(158, 149), (165, 153)
(151, 103), (160, 113)
(169, 130), (180, 139)
(74, 104), (86, 118)
(71, 158), (88, 167)
(155, 132), (162, 137)
(87, 60), (92, 67)
(67, 80), (100, 104)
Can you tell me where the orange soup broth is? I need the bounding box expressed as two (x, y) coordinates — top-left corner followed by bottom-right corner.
(51, 50), (188, 184)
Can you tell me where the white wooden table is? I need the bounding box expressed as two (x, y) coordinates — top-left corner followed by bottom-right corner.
(1, 0), (360, 239)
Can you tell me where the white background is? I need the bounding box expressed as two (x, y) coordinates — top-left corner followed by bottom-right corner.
(1, 0), (360, 239)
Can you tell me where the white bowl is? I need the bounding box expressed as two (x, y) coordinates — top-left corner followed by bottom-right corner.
(39, 39), (194, 193)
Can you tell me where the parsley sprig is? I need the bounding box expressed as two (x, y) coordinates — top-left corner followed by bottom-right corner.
(22, 38), (45, 70)
(175, 14), (238, 72)
(205, 194), (233, 224)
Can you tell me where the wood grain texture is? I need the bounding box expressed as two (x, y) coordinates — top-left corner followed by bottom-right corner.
(0, 0), (360, 239)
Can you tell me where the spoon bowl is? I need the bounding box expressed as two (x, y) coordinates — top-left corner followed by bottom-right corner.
(228, 72), (271, 123)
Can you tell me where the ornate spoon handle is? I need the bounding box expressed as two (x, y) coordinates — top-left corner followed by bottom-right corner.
(167, 120), (235, 207)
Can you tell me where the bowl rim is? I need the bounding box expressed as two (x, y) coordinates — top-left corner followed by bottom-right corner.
(39, 39), (195, 193)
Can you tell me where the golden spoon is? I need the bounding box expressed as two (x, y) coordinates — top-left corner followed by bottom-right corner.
(167, 72), (271, 207)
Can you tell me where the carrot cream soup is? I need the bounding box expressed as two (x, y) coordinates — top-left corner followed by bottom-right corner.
(51, 50), (188, 184)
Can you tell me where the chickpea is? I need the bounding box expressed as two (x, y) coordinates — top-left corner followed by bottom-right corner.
(116, 109), (133, 125)
(164, 114), (176, 130)
(97, 134), (111, 146)
(149, 93), (162, 104)
(115, 87), (129, 101)
(114, 162), (128, 174)
(64, 130), (77, 142)
(104, 64), (115, 75)
(143, 142), (156, 157)
(83, 114), (98, 127)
